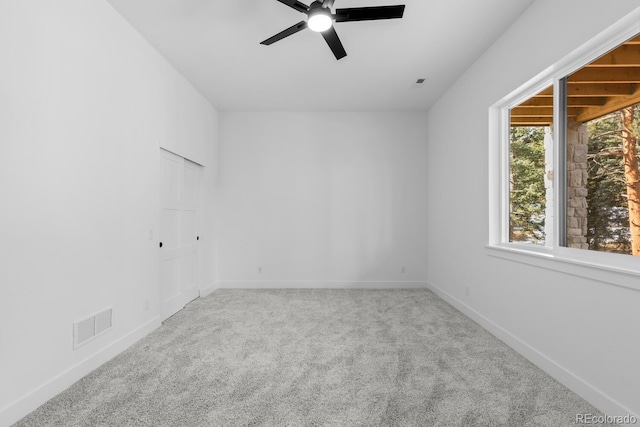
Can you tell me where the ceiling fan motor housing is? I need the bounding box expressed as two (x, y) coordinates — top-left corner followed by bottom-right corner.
(307, 1), (333, 32)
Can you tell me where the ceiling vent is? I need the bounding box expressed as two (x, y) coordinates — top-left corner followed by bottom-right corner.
(73, 307), (113, 349)
(413, 78), (427, 88)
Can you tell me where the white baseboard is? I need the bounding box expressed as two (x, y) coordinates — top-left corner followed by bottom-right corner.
(15, 283), (632, 425)
(216, 281), (428, 289)
(199, 282), (218, 298)
(425, 281), (639, 425)
(0, 316), (161, 427)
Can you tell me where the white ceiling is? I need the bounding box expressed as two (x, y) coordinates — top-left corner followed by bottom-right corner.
(106, 0), (534, 111)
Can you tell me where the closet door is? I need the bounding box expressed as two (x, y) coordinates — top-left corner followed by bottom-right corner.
(180, 159), (200, 305)
(159, 149), (201, 321)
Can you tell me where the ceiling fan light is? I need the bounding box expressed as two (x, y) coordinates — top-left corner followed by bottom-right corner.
(308, 11), (332, 32)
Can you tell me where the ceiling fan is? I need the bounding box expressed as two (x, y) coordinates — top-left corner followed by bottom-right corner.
(260, 0), (406, 60)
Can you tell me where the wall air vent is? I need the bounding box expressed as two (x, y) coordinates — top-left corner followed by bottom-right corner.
(73, 307), (113, 349)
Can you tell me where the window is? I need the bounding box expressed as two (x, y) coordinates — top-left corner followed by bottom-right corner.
(491, 12), (640, 280)
(563, 36), (640, 256)
(508, 86), (554, 246)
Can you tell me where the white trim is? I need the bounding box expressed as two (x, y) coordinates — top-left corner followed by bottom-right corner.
(486, 245), (640, 292)
(551, 9), (640, 86)
(216, 281), (428, 289)
(199, 282), (218, 298)
(426, 280), (639, 423)
(487, 106), (501, 246)
(493, 6), (640, 110)
(158, 146), (204, 167)
(489, 7), (640, 277)
(0, 317), (161, 427)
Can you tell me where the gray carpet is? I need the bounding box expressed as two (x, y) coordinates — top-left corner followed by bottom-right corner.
(15, 289), (611, 426)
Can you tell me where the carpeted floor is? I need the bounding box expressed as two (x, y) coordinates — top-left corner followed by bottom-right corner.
(15, 289), (612, 426)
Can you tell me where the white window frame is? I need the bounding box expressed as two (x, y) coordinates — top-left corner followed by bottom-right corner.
(487, 9), (640, 292)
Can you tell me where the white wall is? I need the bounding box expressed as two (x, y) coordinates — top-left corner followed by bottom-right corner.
(0, 1), (218, 424)
(426, 0), (640, 419)
(217, 112), (427, 288)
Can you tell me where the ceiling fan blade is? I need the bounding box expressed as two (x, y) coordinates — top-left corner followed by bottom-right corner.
(322, 0), (336, 8)
(260, 21), (308, 45)
(276, 0), (310, 14)
(321, 27), (347, 60)
(335, 5), (405, 22)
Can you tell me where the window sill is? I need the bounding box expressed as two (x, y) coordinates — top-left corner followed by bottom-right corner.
(486, 244), (640, 292)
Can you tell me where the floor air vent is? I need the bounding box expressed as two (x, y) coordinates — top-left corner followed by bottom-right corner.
(73, 307), (113, 349)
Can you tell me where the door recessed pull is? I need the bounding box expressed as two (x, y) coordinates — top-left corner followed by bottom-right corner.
(197, 236), (200, 241)
(159, 242), (163, 248)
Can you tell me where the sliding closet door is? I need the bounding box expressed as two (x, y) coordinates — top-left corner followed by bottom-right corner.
(159, 149), (201, 321)
(180, 159), (200, 305)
